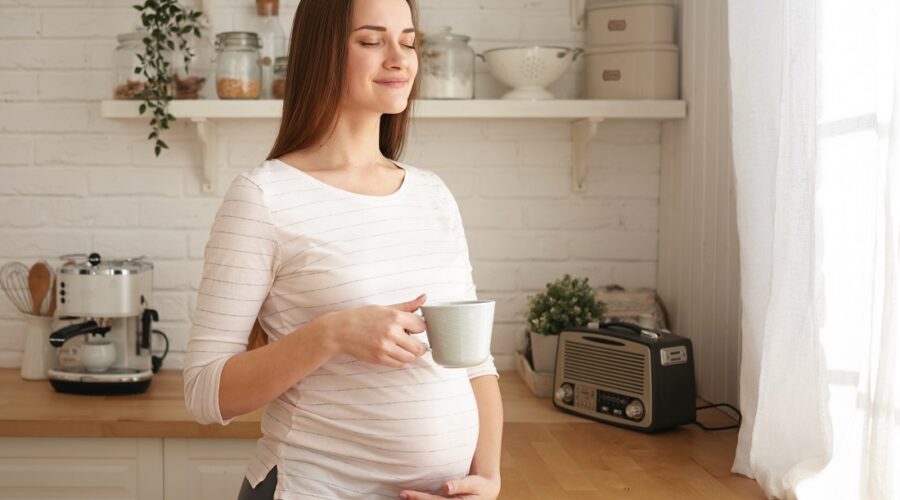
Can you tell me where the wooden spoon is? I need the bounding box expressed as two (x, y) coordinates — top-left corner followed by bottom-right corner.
(27, 262), (51, 316)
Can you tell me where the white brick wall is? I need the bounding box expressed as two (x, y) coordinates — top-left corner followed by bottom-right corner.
(0, 0), (662, 373)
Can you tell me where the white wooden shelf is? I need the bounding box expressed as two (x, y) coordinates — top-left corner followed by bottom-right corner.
(100, 99), (686, 192)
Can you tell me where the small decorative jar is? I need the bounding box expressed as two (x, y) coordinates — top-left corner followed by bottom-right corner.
(272, 56), (287, 99)
(172, 26), (215, 99)
(215, 31), (262, 99)
(112, 30), (150, 100)
(419, 26), (475, 99)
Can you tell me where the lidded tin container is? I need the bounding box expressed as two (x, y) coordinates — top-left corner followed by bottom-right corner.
(586, 0), (675, 46)
(583, 43), (678, 99)
(112, 30), (151, 100)
(419, 26), (475, 99)
(57, 253), (153, 318)
(215, 31), (263, 99)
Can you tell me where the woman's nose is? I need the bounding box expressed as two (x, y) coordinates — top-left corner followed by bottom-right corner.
(384, 43), (411, 70)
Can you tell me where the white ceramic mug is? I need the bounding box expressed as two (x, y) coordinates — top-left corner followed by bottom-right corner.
(80, 339), (116, 373)
(418, 300), (495, 368)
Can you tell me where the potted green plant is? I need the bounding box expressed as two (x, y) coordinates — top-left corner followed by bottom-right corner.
(526, 273), (605, 373)
(133, 0), (204, 156)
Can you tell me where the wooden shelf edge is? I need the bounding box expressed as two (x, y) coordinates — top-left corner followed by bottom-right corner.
(101, 99), (686, 120)
(99, 98), (685, 194)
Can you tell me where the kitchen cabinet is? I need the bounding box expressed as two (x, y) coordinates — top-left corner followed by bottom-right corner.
(0, 436), (255, 500)
(164, 438), (257, 500)
(0, 437), (164, 499)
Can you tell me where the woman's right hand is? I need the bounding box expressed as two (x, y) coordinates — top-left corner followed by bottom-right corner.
(319, 293), (429, 368)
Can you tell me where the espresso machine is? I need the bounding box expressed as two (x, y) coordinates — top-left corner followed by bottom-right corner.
(47, 253), (168, 395)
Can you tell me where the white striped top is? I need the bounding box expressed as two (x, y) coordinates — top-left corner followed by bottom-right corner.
(183, 159), (498, 499)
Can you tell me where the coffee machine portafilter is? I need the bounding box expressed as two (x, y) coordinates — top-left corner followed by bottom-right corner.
(47, 253), (168, 395)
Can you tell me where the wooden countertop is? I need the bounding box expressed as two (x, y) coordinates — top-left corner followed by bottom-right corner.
(0, 369), (581, 438)
(0, 369), (764, 498)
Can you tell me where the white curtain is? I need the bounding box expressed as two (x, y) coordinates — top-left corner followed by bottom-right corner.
(727, 1), (900, 499)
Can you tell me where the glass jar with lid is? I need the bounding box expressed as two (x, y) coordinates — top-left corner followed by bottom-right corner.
(273, 56), (288, 99)
(419, 26), (475, 99)
(172, 25), (215, 99)
(215, 31), (262, 99)
(112, 29), (150, 100)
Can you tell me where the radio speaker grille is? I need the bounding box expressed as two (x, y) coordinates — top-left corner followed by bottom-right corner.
(562, 340), (646, 395)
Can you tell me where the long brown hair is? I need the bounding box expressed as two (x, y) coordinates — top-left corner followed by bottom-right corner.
(250, 0), (420, 350)
(266, 0), (419, 162)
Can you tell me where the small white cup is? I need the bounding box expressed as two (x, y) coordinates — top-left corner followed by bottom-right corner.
(419, 300), (495, 368)
(80, 340), (116, 373)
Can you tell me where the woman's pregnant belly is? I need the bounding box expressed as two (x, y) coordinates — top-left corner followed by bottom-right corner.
(264, 357), (479, 496)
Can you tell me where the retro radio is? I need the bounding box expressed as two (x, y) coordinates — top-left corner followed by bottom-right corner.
(552, 322), (696, 432)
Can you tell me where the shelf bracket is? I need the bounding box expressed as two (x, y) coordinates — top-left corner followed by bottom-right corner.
(570, 0), (586, 30)
(192, 118), (217, 192)
(571, 118), (602, 193)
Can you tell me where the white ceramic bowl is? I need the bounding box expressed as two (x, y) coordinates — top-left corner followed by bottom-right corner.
(479, 46), (582, 100)
(80, 340), (116, 373)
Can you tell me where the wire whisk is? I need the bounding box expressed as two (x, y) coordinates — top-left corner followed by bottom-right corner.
(0, 261), (34, 315)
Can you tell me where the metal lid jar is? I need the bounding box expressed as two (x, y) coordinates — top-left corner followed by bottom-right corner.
(112, 30), (150, 100)
(214, 31), (262, 99)
(419, 26), (475, 99)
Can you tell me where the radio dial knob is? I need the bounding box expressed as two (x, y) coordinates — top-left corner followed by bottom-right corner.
(625, 400), (644, 420)
(555, 384), (574, 404)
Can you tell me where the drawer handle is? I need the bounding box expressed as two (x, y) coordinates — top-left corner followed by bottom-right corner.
(608, 19), (627, 31)
(603, 70), (621, 81)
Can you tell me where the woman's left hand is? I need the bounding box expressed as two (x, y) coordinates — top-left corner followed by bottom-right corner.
(399, 474), (500, 499)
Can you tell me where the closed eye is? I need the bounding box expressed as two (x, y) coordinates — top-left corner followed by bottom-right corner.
(360, 42), (416, 49)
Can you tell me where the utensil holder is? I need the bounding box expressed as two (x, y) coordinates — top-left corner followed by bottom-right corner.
(21, 314), (56, 380)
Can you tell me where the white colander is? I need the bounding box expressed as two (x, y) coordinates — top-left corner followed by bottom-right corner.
(479, 46), (582, 100)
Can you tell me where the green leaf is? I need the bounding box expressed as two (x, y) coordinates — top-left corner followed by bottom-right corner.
(158, 140), (169, 150)
(139, 103), (146, 114)
(148, 131), (157, 139)
(154, 145), (161, 156)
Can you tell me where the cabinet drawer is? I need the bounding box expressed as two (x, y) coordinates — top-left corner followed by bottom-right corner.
(164, 438), (257, 500)
(0, 437), (163, 500)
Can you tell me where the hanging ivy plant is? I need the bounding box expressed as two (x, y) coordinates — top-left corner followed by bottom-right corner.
(133, 0), (204, 156)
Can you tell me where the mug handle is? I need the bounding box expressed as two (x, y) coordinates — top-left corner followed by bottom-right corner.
(408, 312), (431, 351)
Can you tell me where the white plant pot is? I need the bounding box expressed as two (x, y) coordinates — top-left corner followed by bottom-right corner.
(529, 330), (559, 373)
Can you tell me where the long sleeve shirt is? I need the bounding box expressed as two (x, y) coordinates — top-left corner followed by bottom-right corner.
(183, 159), (498, 499)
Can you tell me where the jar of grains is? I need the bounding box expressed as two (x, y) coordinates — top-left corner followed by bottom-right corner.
(112, 30), (150, 100)
(215, 31), (262, 99)
(419, 26), (475, 99)
(273, 56), (287, 99)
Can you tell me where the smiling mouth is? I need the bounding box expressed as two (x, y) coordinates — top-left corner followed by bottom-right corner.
(375, 80), (408, 87)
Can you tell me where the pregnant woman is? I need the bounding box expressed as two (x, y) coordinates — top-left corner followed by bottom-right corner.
(182, 1), (503, 499)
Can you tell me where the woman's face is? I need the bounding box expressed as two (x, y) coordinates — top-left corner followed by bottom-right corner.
(344, 0), (418, 115)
